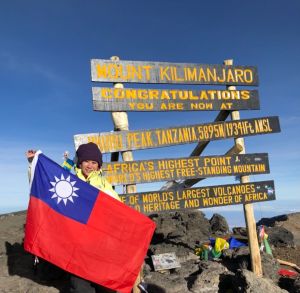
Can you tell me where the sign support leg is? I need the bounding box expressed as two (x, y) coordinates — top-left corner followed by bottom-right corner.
(224, 59), (262, 277)
(109, 56), (141, 292)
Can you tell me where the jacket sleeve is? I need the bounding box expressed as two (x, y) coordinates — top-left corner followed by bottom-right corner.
(101, 177), (121, 201)
(27, 156), (34, 183)
(28, 163), (32, 183)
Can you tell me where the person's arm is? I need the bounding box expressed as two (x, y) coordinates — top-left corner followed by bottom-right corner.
(25, 150), (36, 183)
(62, 151), (75, 172)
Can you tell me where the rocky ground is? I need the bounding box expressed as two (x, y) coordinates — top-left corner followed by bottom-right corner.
(273, 246), (300, 268)
(258, 213), (300, 267)
(0, 210), (299, 292)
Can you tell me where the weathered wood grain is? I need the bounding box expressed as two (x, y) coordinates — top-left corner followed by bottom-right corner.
(92, 88), (260, 111)
(102, 153), (269, 185)
(74, 116), (280, 153)
(119, 180), (275, 214)
(91, 59), (258, 85)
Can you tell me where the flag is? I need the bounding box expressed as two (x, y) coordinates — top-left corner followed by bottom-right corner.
(62, 157), (75, 171)
(24, 151), (156, 293)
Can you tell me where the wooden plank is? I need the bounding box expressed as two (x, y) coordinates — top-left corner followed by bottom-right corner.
(189, 110), (230, 157)
(159, 111), (231, 197)
(92, 88), (260, 111)
(102, 153), (269, 185)
(162, 143), (244, 191)
(74, 116), (280, 153)
(91, 59), (258, 86)
(119, 180), (275, 214)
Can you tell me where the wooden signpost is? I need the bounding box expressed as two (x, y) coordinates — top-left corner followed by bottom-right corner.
(102, 153), (270, 185)
(119, 180), (275, 214)
(92, 87), (260, 111)
(74, 116), (280, 153)
(91, 59), (258, 85)
(87, 57), (281, 285)
(225, 59), (262, 276)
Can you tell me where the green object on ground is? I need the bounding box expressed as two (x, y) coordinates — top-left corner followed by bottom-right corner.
(211, 248), (222, 259)
(263, 238), (272, 255)
(202, 249), (208, 260)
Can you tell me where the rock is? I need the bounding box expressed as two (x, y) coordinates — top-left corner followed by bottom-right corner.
(261, 252), (280, 282)
(257, 212), (300, 246)
(222, 247), (280, 281)
(150, 211), (210, 246)
(0, 276), (60, 293)
(232, 227), (248, 237)
(188, 261), (228, 293)
(222, 246), (251, 271)
(174, 259), (201, 279)
(149, 211), (210, 262)
(294, 277), (300, 292)
(145, 211), (212, 292)
(0, 211), (68, 292)
(279, 276), (300, 293)
(232, 269), (289, 292)
(143, 263), (191, 293)
(266, 226), (294, 247)
(257, 214), (289, 227)
(145, 260), (232, 293)
(209, 213), (229, 235)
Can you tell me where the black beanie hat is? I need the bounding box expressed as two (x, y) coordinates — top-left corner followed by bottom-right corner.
(76, 142), (103, 168)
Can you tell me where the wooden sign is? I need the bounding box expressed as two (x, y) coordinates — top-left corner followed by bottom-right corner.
(91, 59), (258, 86)
(119, 180), (275, 214)
(92, 88), (260, 111)
(102, 153), (269, 185)
(74, 116), (280, 153)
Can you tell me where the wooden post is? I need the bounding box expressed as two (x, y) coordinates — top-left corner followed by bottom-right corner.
(224, 59), (263, 277)
(109, 56), (140, 292)
(110, 56), (137, 194)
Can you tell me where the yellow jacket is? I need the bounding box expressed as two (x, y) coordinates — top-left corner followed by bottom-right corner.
(75, 167), (120, 201)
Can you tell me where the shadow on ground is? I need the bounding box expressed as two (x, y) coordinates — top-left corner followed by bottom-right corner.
(6, 241), (69, 292)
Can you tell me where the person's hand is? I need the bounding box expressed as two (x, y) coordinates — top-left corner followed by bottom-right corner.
(63, 151), (69, 159)
(25, 150), (36, 162)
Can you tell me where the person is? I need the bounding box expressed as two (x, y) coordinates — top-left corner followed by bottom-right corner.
(73, 142), (119, 201)
(26, 142), (119, 293)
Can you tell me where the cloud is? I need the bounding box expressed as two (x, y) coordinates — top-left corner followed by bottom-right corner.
(0, 49), (73, 88)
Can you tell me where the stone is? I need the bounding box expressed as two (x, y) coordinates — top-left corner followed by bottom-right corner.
(232, 227), (248, 237)
(222, 246), (251, 271)
(209, 213), (229, 235)
(266, 226), (294, 247)
(257, 213), (300, 246)
(261, 252), (280, 282)
(257, 214), (288, 227)
(231, 269), (289, 293)
(188, 261), (228, 293)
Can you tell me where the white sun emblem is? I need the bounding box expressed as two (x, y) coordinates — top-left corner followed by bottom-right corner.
(49, 174), (79, 205)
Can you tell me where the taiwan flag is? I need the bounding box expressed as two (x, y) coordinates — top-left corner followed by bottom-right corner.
(24, 151), (156, 293)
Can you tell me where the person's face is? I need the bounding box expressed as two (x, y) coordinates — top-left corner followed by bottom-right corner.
(80, 160), (99, 178)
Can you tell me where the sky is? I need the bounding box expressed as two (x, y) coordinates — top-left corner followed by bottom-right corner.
(0, 0), (299, 226)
